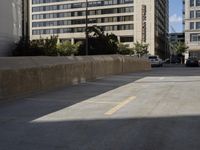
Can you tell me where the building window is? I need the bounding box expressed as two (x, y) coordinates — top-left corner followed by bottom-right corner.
(196, 22), (200, 29)
(196, 0), (200, 6)
(190, 22), (195, 29)
(190, 0), (194, 7)
(196, 10), (200, 18)
(190, 11), (195, 18)
(190, 33), (200, 42)
(120, 36), (134, 42)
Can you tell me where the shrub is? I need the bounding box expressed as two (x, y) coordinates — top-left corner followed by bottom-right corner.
(134, 41), (149, 57)
(57, 41), (80, 56)
(117, 43), (134, 55)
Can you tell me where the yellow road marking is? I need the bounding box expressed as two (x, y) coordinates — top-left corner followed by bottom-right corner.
(104, 96), (136, 115)
(85, 101), (120, 104)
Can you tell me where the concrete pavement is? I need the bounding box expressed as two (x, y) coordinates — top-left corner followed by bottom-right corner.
(1, 65), (200, 150)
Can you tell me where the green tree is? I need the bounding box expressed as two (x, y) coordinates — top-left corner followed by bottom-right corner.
(117, 43), (134, 55)
(173, 42), (189, 64)
(57, 41), (80, 56)
(174, 42), (188, 55)
(134, 41), (149, 57)
(78, 25), (119, 55)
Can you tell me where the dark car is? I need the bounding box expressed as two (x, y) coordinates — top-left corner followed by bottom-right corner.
(186, 57), (199, 67)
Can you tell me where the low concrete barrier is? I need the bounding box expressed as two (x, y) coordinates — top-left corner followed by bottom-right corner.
(0, 55), (151, 100)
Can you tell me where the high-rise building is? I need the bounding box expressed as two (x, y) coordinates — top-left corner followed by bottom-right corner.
(30, 0), (169, 58)
(183, 0), (200, 58)
(0, 0), (24, 56)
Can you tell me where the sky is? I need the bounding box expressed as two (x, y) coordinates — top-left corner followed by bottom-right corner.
(169, 0), (183, 33)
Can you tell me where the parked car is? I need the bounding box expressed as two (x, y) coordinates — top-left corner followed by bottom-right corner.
(164, 58), (170, 64)
(171, 58), (181, 64)
(148, 55), (163, 67)
(186, 57), (199, 67)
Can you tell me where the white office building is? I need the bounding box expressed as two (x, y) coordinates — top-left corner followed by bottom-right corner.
(30, 0), (169, 58)
(183, 0), (200, 58)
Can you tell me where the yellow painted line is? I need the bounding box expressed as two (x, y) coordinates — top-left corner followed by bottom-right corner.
(85, 101), (120, 104)
(104, 96), (136, 115)
(159, 77), (165, 80)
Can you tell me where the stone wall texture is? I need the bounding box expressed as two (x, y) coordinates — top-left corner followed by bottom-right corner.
(0, 55), (151, 100)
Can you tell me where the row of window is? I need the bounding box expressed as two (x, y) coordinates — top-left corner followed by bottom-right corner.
(32, 0), (68, 4)
(32, 0), (133, 5)
(190, 10), (200, 18)
(32, 16), (133, 27)
(59, 36), (134, 43)
(190, 22), (200, 29)
(190, 0), (200, 7)
(32, 0), (133, 12)
(32, 7), (133, 20)
(32, 24), (133, 35)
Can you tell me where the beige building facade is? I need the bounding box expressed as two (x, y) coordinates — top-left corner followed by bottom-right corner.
(184, 0), (200, 58)
(30, 0), (169, 58)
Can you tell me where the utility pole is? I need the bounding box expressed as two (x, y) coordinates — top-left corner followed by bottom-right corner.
(85, 0), (89, 55)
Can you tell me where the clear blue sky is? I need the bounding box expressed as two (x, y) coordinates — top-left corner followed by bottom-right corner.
(169, 0), (183, 33)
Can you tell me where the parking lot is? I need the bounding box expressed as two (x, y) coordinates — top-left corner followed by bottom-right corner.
(1, 65), (200, 150)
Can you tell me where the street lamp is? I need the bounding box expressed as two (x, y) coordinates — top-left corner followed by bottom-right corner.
(85, 0), (89, 55)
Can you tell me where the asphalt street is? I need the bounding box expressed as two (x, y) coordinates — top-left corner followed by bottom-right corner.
(1, 65), (200, 150)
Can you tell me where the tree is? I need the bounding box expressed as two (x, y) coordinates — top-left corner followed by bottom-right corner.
(57, 41), (80, 56)
(78, 25), (119, 55)
(174, 42), (188, 55)
(117, 43), (134, 55)
(173, 42), (189, 64)
(134, 41), (149, 57)
(13, 36), (59, 56)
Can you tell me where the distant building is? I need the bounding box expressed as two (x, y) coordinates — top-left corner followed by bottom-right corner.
(0, 0), (24, 56)
(169, 32), (185, 55)
(29, 0), (169, 58)
(183, 0), (200, 58)
(169, 33), (185, 44)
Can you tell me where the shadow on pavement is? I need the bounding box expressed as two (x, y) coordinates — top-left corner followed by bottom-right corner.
(0, 116), (200, 150)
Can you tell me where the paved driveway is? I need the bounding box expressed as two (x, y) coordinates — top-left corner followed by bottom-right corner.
(1, 65), (200, 150)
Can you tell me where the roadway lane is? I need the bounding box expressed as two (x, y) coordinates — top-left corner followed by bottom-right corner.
(1, 65), (200, 150)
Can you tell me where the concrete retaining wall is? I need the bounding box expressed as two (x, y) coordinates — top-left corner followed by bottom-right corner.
(0, 55), (151, 100)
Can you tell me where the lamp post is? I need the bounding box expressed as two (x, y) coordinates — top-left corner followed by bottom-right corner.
(85, 0), (89, 55)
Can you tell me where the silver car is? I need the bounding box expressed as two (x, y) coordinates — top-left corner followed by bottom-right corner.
(148, 56), (163, 67)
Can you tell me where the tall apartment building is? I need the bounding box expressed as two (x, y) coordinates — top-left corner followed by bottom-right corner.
(183, 0), (200, 58)
(30, 0), (169, 58)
